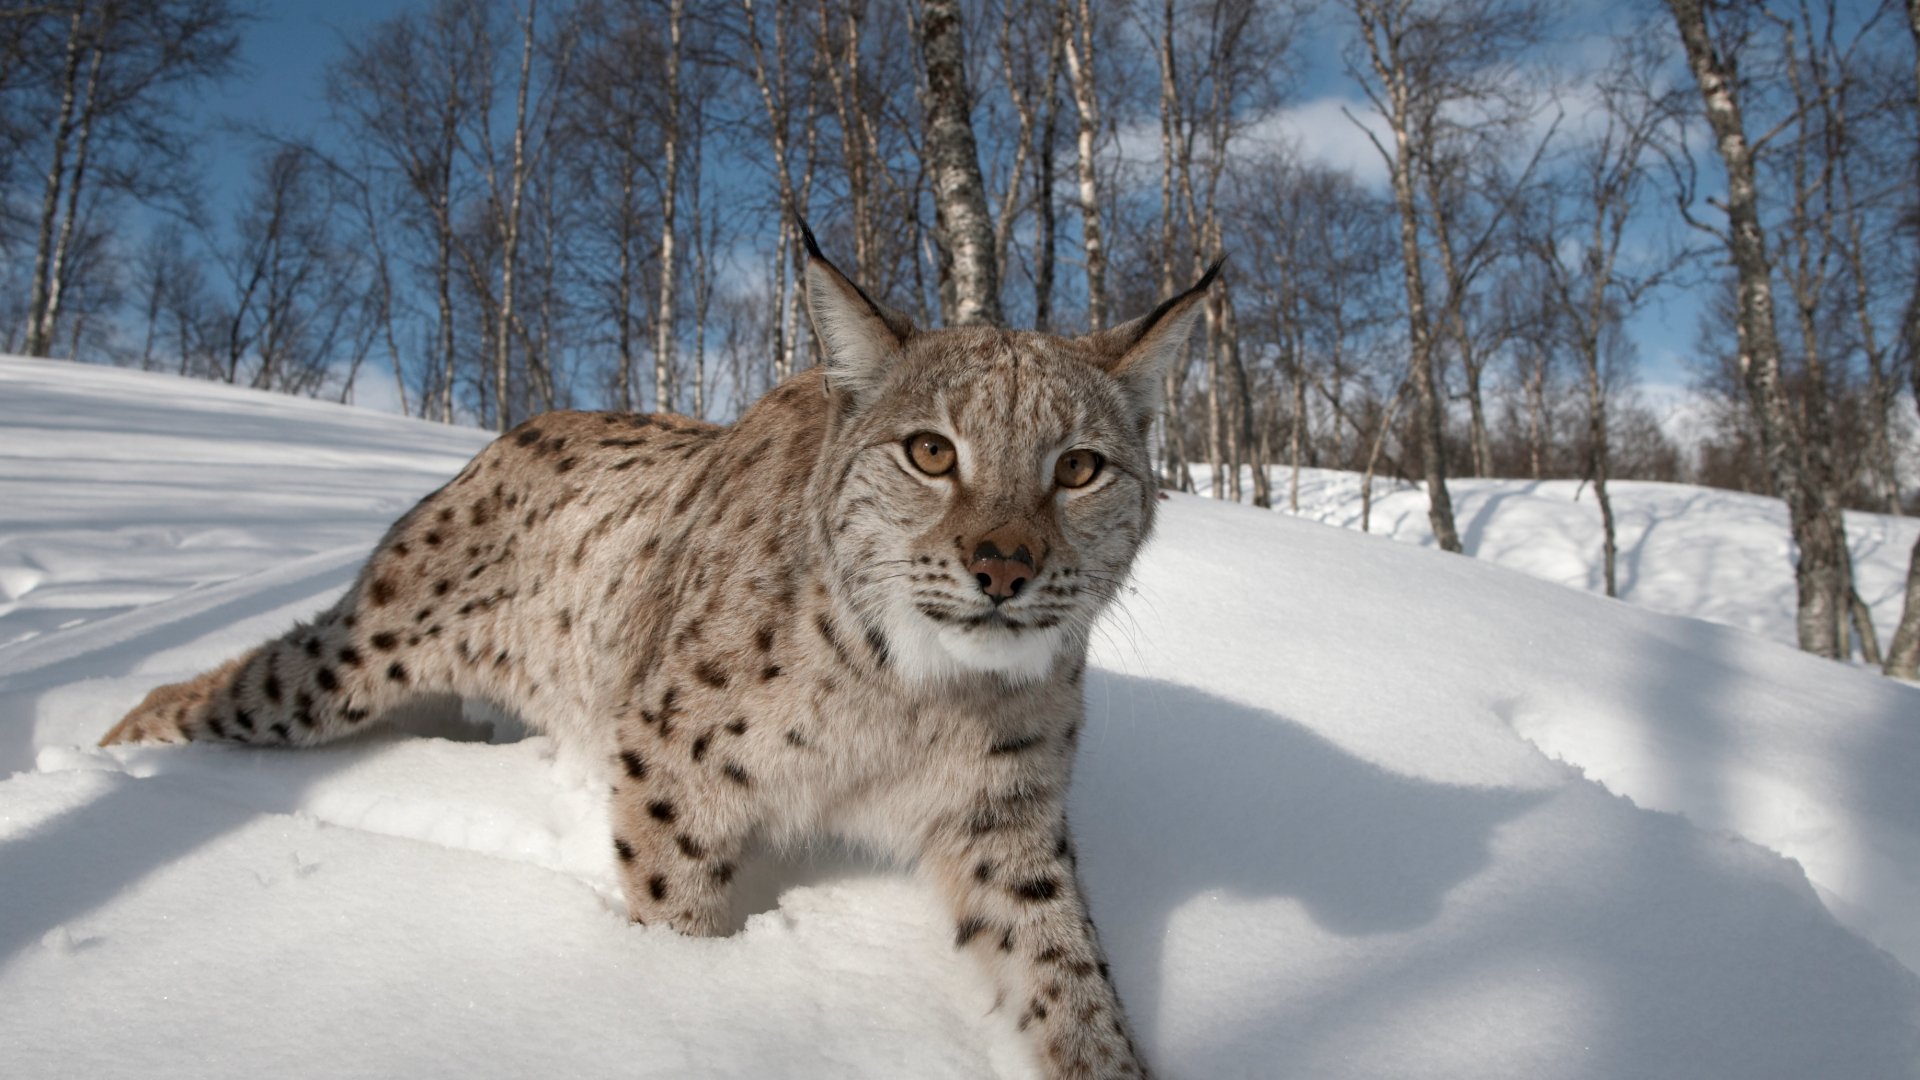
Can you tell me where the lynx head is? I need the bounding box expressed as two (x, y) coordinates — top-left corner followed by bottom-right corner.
(801, 224), (1218, 686)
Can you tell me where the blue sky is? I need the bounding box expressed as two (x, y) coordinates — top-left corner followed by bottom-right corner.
(197, 0), (393, 201)
(189, 0), (1710, 417)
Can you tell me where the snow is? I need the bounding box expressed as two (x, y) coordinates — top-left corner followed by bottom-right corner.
(1227, 465), (1920, 651)
(3, 354), (1919, 1079)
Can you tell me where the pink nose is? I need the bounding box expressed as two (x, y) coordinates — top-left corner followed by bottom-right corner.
(969, 535), (1037, 604)
(970, 557), (1030, 602)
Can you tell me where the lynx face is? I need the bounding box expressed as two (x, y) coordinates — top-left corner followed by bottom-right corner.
(815, 328), (1160, 684)
(803, 236), (1216, 686)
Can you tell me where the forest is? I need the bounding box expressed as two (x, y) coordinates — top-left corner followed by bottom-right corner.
(2, 0), (1918, 675)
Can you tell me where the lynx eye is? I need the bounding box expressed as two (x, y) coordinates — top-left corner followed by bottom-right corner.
(905, 432), (957, 477)
(1055, 448), (1104, 489)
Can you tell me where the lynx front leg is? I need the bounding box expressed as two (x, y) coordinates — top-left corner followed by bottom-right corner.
(929, 801), (1150, 1080)
(607, 746), (757, 937)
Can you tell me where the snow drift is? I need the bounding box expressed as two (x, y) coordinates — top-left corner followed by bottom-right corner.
(2, 356), (1917, 1079)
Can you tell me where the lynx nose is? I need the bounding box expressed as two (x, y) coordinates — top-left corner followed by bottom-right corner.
(968, 528), (1041, 605)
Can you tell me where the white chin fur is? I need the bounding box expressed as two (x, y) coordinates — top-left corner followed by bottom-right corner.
(882, 601), (1062, 686)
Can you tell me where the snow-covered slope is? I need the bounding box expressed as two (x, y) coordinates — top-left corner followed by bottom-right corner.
(4, 356), (1918, 1080)
(1237, 465), (1920, 651)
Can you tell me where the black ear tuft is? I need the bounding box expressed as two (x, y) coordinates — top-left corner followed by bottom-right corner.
(1132, 257), (1224, 344)
(797, 215), (825, 262)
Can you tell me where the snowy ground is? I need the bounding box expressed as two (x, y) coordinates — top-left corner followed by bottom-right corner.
(3, 355), (1918, 1079)
(1197, 464), (1920, 652)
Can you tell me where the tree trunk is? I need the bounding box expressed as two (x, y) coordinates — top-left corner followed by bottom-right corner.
(1289, 342), (1306, 513)
(1583, 344), (1617, 597)
(1154, 0), (1181, 487)
(1389, 95), (1458, 547)
(1668, 0), (1843, 657)
(615, 149), (636, 411)
(25, 3), (86, 358)
(1462, 343), (1491, 477)
(1204, 291), (1224, 499)
(1779, 18), (1862, 655)
(436, 45), (459, 424)
(1526, 353), (1546, 479)
(771, 224), (790, 383)
(1421, 172), (1490, 478)
(27, 4), (104, 358)
(1361, 380), (1411, 535)
(1034, 74), (1058, 332)
(491, 0), (536, 431)
(689, 106), (712, 420)
(1836, 156), (1902, 514)
(42, 31), (104, 359)
(918, 0), (1003, 327)
(741, 0), (800, 381)
(654, 0), (682, 413)
(1887, 534), (1920, 679)
(1061, 0), (1106, 330)
(1225, 287), (1268, 507)
(1880, 0), (1920, 678)
(990, 1), (1042, 292)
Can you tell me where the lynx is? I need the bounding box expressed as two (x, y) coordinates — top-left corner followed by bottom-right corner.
(102, 225), (1218, 1080)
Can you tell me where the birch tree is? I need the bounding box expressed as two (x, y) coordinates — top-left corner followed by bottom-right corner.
(654, 0), (683, 413)
(917, 0), (1003, 327)
(1525, 33), (1687, 597)
(328, 0), (489, 421)
(1666, 0), (1851, 658)
(20, 0), (241, 358)
(1344, 0), (1457, 547)
(1060, 0), (1108, 330)
(1880, 0), (1920, 678)
(488, 0), (537, 430)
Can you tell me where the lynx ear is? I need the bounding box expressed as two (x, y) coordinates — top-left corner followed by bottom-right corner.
(1080, 260), (1222, 424)
(800, 219), (915, 402)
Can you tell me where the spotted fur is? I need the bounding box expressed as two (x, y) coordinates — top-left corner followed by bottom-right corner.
(101, 235), (1218, 1080)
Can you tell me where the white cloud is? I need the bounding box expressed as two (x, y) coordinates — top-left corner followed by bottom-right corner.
(1240, 96), (1395, 185)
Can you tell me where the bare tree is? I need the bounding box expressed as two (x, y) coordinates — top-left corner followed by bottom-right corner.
(20, 0), (242, 358)
(1237, 158), (1396, 507)
(1060, 0), (1108, 330)
(1344, 0), (1456, 547)
(559, 0), (664, 412)
(738, 0), (812, 379)
(209, 144), (368, 396)
(131, 220), (211, 375)
(329, 0), (491, 422)
(1666, 0), (1852, 658)
(1525, 32), (1689, 597)
(1342, 0), (1549, 552)
(1880, 0), (1920, 678)
(485, 0), (538, 430)
(1149, 0), (1298, 504)
(653, 0), (683, 412)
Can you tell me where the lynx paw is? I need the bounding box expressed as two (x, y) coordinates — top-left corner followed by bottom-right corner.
(100, 658), (245, 746)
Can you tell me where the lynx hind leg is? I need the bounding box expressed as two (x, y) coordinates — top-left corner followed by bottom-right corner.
(99, 425), (537, 752)
(100, 603), (415, 749)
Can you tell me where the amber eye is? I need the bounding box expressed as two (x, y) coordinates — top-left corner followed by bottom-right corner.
(905, 432), (957, 476)
(1055, 448), (1104, 489)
